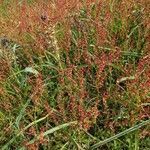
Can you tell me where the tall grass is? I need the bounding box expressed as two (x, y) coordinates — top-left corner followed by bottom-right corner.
(0, 0), (149, 149)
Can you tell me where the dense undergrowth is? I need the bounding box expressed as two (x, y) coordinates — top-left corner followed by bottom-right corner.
(0, 0), (150, 149)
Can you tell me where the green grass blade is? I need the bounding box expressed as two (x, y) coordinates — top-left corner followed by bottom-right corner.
(60, 142), (69, 150)
(24, 121), (77, 146)
(2, 114), (50, 150)
(72, 138), (85, 150)
(90, 119), (150, 149)
(15, 99), (30, 129)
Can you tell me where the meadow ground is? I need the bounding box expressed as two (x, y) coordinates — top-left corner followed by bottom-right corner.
(0, 0), (150, 149)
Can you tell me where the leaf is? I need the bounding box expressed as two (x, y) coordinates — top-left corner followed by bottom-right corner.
(1, 120), (77, 150)
(12, 44), (20, 52)
(15, 99), (30, 129)
(72, 138), (85, 150)
(90, 119), (150, 149)
(2, 114), (50, 150)
(24, 67), (39, 76)
(117, 76), (135, 83)
(26, 121), (77, 146)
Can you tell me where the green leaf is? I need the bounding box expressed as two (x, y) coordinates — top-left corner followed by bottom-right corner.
(24, 67), (39, 76)
(15, 99), (30, 129)
(90, 119), (150, 149)
(25, 121), (77, 146)
(117, 76), (135, 83)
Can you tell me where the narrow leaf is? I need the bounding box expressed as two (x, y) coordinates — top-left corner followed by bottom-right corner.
(91, 119), (150, 149)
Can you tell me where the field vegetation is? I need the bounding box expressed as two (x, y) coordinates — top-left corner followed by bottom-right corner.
(0, 0), (149, 149)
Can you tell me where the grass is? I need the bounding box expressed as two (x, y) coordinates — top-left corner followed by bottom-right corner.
(0, 0), (150, 149)
(91, 119), (150, 149)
